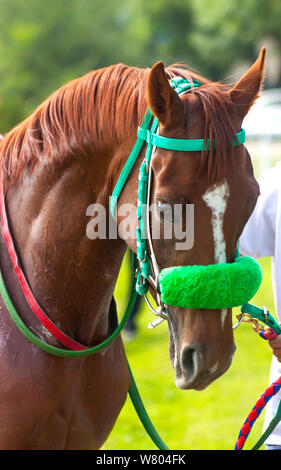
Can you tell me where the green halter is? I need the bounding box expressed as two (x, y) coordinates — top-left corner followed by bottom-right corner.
(110, 76), (250, 302)
(110, 76), (245, 222)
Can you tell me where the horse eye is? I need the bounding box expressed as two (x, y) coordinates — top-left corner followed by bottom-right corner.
(156, 201), (174, 222)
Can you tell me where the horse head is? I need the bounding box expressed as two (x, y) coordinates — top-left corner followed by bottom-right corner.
(120, 48), (265, 390)
(0, 48), (266, 449)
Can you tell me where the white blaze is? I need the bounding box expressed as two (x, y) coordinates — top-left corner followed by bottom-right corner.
(203, 181), (230, 328)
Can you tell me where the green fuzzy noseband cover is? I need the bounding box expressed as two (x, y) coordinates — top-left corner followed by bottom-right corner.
(159, 256), (262, 309)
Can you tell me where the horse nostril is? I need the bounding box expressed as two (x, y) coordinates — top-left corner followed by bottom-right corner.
(181, 345), (202, 380)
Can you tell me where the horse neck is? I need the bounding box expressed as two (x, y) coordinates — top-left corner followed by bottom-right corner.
(4, 144), (128, 347)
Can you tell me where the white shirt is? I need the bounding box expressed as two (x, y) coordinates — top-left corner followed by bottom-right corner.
(239, 161), (281, 445)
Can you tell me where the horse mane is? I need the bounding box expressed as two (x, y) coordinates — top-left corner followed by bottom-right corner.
(0, 63), (236, 185)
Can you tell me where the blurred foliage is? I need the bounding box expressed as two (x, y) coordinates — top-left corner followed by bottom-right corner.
(0, 0), (280, 132)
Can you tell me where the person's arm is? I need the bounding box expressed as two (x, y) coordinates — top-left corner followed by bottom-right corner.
(240, 166), (281, 360)
(239, 168), (277, 259)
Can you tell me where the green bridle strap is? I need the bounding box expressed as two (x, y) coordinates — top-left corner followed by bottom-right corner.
(110, 76), (246, 295)
(110, 110), (153, 222)
(110, 75), (246, 221)
(137, 127), (246, 152)
(109, 77), (202, 222)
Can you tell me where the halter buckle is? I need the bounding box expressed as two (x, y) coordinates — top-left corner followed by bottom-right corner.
(235, 312), (265, 334)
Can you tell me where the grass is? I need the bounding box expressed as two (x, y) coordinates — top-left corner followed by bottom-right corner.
(103, 254), (276, 450)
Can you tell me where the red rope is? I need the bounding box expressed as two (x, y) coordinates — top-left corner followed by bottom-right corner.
(0, 185), (87, 351)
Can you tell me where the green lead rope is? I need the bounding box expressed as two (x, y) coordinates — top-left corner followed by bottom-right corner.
(242, 302), (281, 334)
(0, 269), (168, 449)
(128, 364), (169, 450)
(0, 270), (138, 358)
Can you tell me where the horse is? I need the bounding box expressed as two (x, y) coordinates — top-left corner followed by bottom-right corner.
(0, 48), (265, 449)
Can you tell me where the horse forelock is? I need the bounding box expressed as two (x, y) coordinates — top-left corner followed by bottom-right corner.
(193, 83), (237, 184)
(0, 63), (237, 185)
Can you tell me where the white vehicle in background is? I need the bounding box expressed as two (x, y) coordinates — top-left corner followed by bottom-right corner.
(242, 88), (281, 173)
(243, 88), (281, 138)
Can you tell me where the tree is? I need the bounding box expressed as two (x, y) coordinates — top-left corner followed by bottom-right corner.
(0, 0), (280, 132)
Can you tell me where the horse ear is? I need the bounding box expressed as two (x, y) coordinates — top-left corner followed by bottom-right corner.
(229, 47), (266, 119)
(147, 61), (184, 127)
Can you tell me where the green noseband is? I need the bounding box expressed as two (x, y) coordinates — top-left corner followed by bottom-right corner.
(159, 254), (262, 310)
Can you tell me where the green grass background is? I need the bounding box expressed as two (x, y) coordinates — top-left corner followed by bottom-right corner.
(103, 254), (276, 450)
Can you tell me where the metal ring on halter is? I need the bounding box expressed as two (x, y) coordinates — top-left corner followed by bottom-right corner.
(143, 295), (159, 316)
(144, 294), (169, 320)
(232, 315), (244, 330)
(154, 273), (161, 295)
(148, 275), (157, 289)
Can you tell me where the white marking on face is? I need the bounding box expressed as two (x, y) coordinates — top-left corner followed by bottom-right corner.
(203, 181), (230, 328)
(203, 181), (229, 263)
